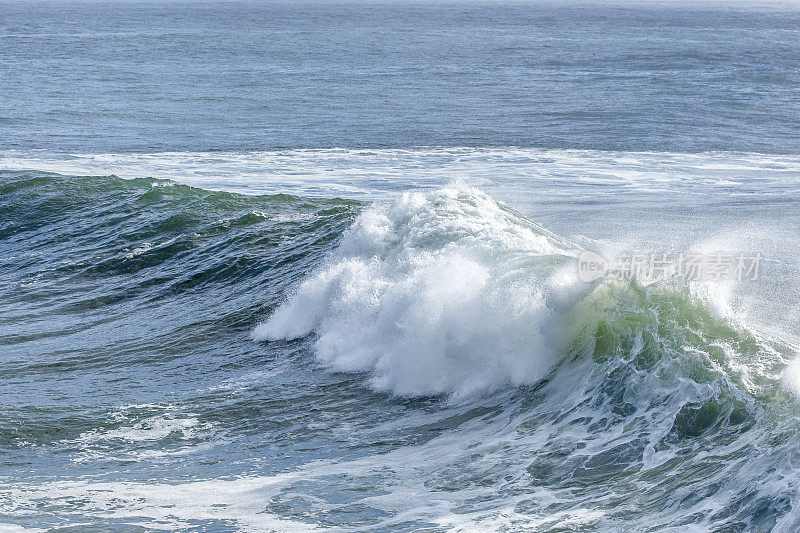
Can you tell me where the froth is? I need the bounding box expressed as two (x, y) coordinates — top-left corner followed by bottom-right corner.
(253, 186), (584, 399)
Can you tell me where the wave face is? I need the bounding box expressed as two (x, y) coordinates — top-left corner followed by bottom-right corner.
(3, 168), (800, 532)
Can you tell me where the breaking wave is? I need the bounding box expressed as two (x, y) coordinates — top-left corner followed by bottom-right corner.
(254, 186), (792, 405)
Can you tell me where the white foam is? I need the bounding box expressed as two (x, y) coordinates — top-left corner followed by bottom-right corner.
(0, 525), (45, 533)
(93, 416), (206, 442)
(254, 186), (587, 399)
(781, 357), (800, 395)
(2, 475), (313, 533)
(3, 148), (800, 202)
(67, 407), (220, 463)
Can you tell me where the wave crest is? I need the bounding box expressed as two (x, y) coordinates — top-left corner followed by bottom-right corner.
(254, 186), (793, 403)
(253, 186), (586, 398)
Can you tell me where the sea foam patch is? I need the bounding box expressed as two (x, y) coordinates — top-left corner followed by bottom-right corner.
(254, 186), (586, 398)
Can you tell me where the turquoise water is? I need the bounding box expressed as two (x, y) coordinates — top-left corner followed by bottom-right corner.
(3, 2), (800, 532)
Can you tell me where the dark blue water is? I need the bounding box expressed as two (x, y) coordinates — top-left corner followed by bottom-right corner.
(2, 0), (800, 153)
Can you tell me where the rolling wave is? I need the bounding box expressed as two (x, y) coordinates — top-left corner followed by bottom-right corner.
(254, 186), (792, 402)
(4, 171), (800, 531)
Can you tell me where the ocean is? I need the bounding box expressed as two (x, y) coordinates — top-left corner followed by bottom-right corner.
(2, 1), (800, 531)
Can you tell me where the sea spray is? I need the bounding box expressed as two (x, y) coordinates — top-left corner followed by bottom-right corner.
(254, 187), (588, 398)
(255, 186), (795, 405)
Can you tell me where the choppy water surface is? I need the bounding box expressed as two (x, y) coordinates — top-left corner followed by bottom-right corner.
(3, 148), (800, 531)
(3, 1), (800, 531)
